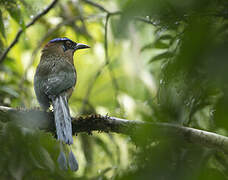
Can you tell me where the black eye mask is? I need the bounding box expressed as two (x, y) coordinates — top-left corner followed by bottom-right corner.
(62, 44), (67, 52)
(62, 41), (75, 52)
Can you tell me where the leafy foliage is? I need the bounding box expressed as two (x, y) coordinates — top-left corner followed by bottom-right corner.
(0, 0), (228, 179)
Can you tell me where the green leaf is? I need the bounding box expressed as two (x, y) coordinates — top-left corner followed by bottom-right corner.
(149, 52), (173, 63)
(154, 41), (169, 49)
(141, 39), (170, 52)
(0, 86), (19, 97)
(141, 42), (154, 52)
(0, 10), (5, 38)
(158, 34), (173, 41)
(6, 3), (25, 29)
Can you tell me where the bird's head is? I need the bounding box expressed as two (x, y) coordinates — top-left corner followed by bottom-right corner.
(41, 37), (90, 63)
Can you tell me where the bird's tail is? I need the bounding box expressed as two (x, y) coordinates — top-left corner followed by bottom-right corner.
(52, 95), (78, 171)
(52, 95), (73, 144)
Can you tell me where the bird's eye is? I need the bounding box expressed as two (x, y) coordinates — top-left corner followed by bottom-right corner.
(62, 41), (72, 52)
(66, 41), (72, 47)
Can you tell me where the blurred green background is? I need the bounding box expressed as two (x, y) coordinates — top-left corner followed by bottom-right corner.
(1, 0), (228, 179)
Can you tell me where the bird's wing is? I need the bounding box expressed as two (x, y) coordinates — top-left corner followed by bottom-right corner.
(37, 60), (76, 96)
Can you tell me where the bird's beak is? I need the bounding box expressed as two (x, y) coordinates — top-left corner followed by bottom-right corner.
(74, 43), (90, 50)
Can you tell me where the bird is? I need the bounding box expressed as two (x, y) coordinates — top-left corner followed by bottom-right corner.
(34, 37), (90, 171)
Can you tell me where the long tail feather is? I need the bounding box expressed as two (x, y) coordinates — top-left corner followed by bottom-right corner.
(52, 95), (73, 144)
(52, 95), (78, 171)
(57, 149), (68, 170)
(69, 149), (79, 171)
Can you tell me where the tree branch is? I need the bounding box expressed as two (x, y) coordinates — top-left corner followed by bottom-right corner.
(0, 0), (59, 64)
(1, 105), (228, 155)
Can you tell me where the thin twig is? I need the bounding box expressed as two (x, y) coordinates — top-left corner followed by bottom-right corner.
(104, 14), (110, 64)
(0, 0), (59, 64)
(104, 14), (120, 106)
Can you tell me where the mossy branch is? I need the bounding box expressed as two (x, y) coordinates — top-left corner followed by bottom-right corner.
(1, 105), (228, 154)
